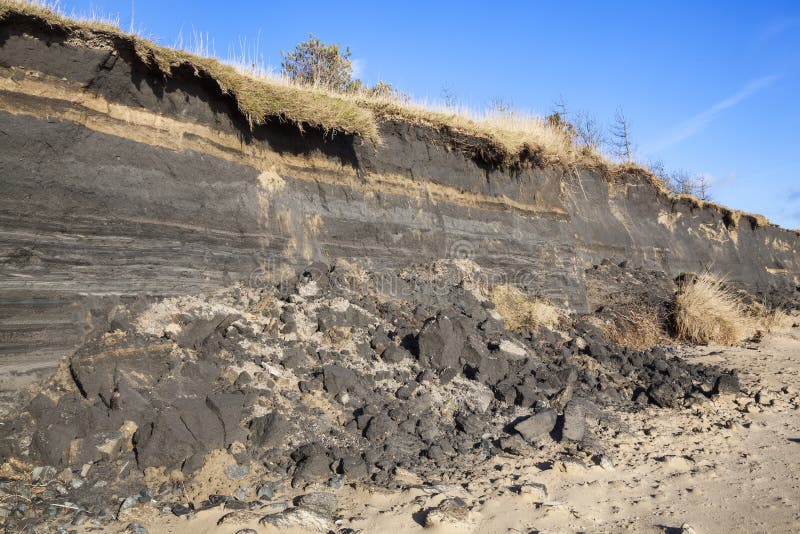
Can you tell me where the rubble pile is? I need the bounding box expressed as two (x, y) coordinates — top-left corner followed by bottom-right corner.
(0, 260), (739, 530)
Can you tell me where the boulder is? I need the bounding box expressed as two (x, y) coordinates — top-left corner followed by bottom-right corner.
(322, 365), (357, 396)
(514, 409), (557, 443)
(417, 315), (463, 370)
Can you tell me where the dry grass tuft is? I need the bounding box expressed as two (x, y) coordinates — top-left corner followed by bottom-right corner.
(489, 284), (561, 332)
(748, 301), (794, 333)
(604, 305), (666, 349)
(673, 274), (755, 345)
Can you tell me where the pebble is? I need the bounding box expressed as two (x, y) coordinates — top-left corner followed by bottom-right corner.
(256, 483), (275, 500)
(119, 495), (139, 513)
(171, 503), (192, 516)
(224, 463), (250, 481)
(327, 475), (345, 489)
(126, 523), (149, 534)
(234, 486), (250, 501)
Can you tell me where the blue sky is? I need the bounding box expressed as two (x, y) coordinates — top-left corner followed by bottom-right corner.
(57, 0), (800, 229)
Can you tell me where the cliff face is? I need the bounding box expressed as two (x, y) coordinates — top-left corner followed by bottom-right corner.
(1, 16), (798, 364)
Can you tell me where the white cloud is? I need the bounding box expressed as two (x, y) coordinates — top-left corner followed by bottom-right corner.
(646, 75), (779, 153)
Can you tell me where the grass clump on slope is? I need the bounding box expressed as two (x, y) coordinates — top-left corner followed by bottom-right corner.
(489, 284), (561, 332)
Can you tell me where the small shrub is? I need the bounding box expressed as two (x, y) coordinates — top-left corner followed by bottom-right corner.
(673, 274), (754, 345)
(489, 284), (561, 332)
(281, 34), (353, 91)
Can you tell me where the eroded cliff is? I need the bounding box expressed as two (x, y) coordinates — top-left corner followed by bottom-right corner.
(0, 7), (798, 366)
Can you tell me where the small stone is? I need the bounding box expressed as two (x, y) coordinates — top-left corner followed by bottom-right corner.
(424, 497), (469, 527)
(118, 495), (139, 513)
(714, 373), (740, 395)
(256, 483), (275, 500)
(171, 503), (192, 516)
(595, 454), (615, 470)
(234, 486), (250, 501)
(224, 463), (250, 481)
(235, 530), (258, 534)
(295, 492), (337, 517)
(126, 523), (148, 534)
(260, 507), (332, 531)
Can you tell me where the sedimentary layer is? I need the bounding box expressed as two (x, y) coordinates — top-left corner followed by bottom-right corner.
(0, 16), (798, 364)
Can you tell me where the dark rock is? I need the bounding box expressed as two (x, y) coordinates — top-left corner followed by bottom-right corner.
(714, 373), (740, 395)
(561, 401), (586, 442)
(648, 382), (682, 408)
(293, 453), (332, 485)
(322, 365), (357, 396)
(514, 409), (557, 443)
(417, 315), (463, 370)
(340, 455), (369, 479)
(249, 412), (289, 449)
(364, 414), (398, 442)
(205, 392), (248, 447)
(171, 503), (192, 516)
(382, 344), (411, 363)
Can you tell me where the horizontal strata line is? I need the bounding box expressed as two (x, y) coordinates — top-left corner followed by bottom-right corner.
(0, 68), (567, 220)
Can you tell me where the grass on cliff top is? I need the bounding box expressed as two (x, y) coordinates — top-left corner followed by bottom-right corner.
(0, 0), (601, 166)
(0, 2), (777, 228)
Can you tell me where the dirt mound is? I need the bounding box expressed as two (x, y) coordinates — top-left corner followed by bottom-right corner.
(0, 260), (739, 530)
